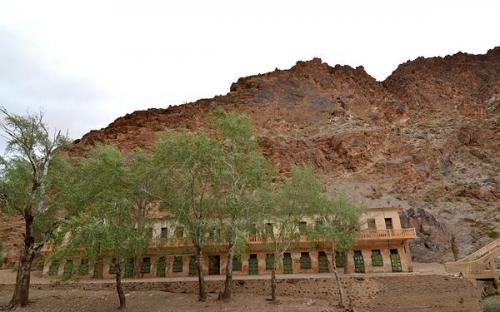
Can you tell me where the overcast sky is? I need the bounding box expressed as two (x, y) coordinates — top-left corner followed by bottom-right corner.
(0, 0), (499, 146)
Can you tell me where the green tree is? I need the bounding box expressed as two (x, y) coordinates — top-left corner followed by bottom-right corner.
(150, 131), (223, 302)
(51, 145), (149, 309)
(127, 150), (157, 278)
(0, 108), (68, 309)
(262, 166), (325, 303)
(213, 109), (272, 301)
(313, 194), (365, 309)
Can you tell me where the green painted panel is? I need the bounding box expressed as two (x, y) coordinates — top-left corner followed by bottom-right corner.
(63, 260), (73, 279)
(48, 260), (60, 276)
(156, 257), (167, 277)
(78, 259), (89, 276)
(390, 250), (402, 272)
(354, 250), (365, 273)
(173, 256), (183, 273)
(300, 252), (311, 269)
(189, 256), (197, 276)
(283, 253), (292, 274)
(318, 252), (329, 273)
(248, 255), (258, 275)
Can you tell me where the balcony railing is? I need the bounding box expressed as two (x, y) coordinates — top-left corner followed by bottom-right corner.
(147, 228), (417, 248)
(357, 228), (417, 240)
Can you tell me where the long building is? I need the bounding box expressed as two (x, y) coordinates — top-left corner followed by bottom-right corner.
(42, 207), (416, 278)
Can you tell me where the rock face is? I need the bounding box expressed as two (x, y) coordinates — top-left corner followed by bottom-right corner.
(2, 48), (499, 265)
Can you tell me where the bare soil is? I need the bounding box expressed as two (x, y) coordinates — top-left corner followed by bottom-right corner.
(0, 288), (337, 312)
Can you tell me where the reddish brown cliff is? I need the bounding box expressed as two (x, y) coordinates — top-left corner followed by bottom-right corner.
(2, 48), (499, 265)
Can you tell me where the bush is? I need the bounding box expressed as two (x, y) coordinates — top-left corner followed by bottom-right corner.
(487, 229), (498, 238)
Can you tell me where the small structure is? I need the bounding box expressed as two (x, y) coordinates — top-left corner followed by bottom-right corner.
(445, 239), (500, 289)
(42, 207), (416, 278)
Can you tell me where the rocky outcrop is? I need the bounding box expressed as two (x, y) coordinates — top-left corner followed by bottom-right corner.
(2, 48), (499, 265)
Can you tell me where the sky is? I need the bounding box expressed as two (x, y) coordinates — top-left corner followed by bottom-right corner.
(0, 0), (499, 145)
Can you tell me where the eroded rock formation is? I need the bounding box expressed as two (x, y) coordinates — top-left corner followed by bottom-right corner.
(2, 48), (499, 265)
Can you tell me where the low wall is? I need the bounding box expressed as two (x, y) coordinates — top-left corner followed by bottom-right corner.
(1, 275), (483, 311)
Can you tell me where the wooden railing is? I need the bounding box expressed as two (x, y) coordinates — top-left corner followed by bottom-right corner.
(357, 228), (417, 241)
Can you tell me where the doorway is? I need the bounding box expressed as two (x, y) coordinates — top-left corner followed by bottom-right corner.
(353, 250), (365, 273)
(390, 249), (402, 272)
(208, 255), (220, 275)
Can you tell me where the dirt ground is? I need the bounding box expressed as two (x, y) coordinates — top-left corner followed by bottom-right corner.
(0, 288), (338, 312)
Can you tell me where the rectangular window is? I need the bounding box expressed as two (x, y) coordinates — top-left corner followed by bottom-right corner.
(300, 252), (312, 269)
(367, 218), (376, 230)
(371, 250), (383, 267)
(175, 227), (184, 239)
(173, 256), (183, 272)
(385, 218), (393, 230)
(160, 227), (168, 239)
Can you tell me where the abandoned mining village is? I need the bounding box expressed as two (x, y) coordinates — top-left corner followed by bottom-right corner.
(0, 2), (499, 311)
(0, 46), (499, 311)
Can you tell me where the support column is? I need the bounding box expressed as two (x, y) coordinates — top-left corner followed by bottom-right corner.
(362, 249), (372, 273)
(149, 256), (157, 278)
(381, 249), (391, 273)
(102, 258), (111, 279)
(345, 250), (354, 274)
(242, 253), (249, 274)
(257, 253), (266, 274)
(291, 252), (301, 273)
(166, 255), (175, 277)
(183, 255), (191, 276)
(220, 253), (228, 276)
(326, 252), (334, 273)
(311, 251), (319, 273)
(42, 259), (50, 276)
(404, 241), (413, 272)
(57, 259), (65, 276)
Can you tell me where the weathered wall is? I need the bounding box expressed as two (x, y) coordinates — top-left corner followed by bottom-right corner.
(3, 275), (482, 312)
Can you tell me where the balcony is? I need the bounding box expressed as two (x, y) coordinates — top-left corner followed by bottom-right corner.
(147, 228), (417, 249)
(357, 228), (417, 241)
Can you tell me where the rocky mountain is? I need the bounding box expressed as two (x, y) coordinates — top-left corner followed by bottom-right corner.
(2, 48), (499, 265)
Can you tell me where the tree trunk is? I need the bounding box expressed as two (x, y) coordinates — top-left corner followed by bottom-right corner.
(270, 261), (277, 302)
(221, 241), (236, 301)
(331, 242), (346, 309)
(115, 262), (126, 310)
(7, 215), (35, 309)
(195, 244), (207, 302)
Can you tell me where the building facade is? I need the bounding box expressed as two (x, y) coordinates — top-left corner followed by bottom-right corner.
(42, 207), (416, 279)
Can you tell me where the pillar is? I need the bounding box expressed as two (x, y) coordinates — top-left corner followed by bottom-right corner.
(404, 241), (413, 272)
(362, 249), (372, 273)
(381, 248), (392, 273)
(345, 250), (354, 274)
(220, 253), (228, 276)
(311, 251), (319, 273)
(257, 253), (266, 274)
(291, 252), (301, 274)
(149, 255), (157, 278)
